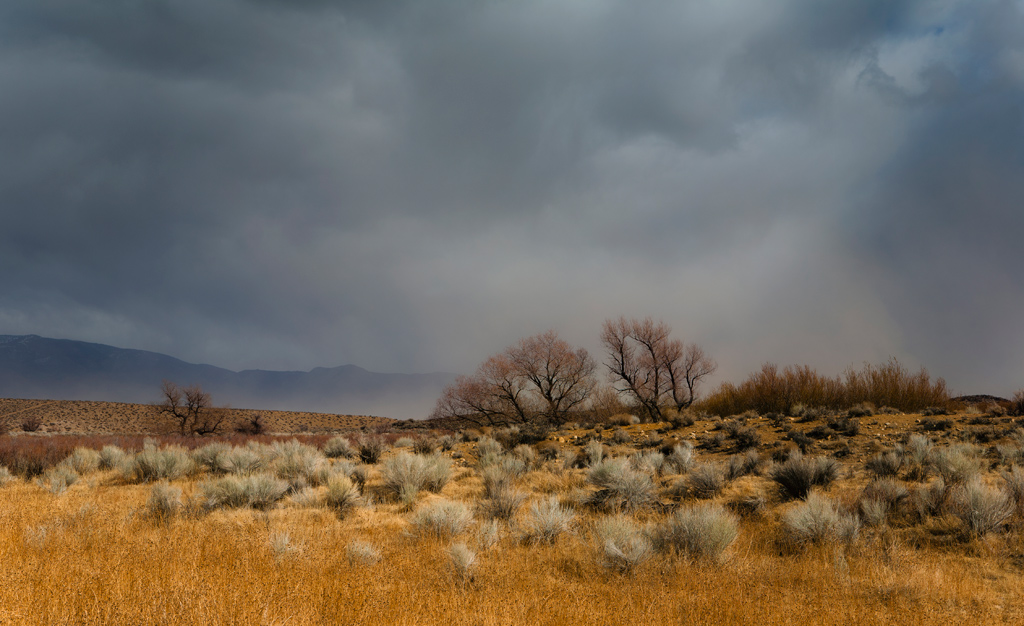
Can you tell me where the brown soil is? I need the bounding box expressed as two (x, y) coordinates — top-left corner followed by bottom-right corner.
(0, 398), (396, 435)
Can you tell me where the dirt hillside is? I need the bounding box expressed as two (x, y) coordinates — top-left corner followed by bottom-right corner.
(0, 398), (395, 435)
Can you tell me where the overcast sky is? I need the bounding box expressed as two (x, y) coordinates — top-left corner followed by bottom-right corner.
(1, 0), (1022, 398)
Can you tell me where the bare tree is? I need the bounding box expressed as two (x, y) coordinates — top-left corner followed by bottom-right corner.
(235, 412), (265, 435)
(160, 380), (226, 436)
(507, 330), (596, 422)
(430, 331), (595, 426)
(601, 317), (716, 422)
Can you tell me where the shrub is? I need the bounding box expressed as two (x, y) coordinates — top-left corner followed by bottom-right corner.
(668, 411), (696, 429)
(827, 415), (861, 436)
(394, 437), (415, 448)
(913, 478), (948, 519)
(806, 425), (836, 440)
(583, 440), (606, 467)
(859, 478), (909, 526)
(770, 453), (840, 500)
(219, 447), (265, 475)
(0, 465), (13, 486)
(323, 436), (356, 459)
(476, 436), (503, 459)
(268, 531), (300, 560)
(523, 496), (574, 544)
(785, 429), (813, 452)
(846, 403), (874, 418)
(630, 451), (665, 476)
(479, 483), (526, 521)
(324, 474), (361, 517)
(414, 437), (438, 455)
(922, 406), (951, 416)
(146, 483), (183, 522)
(476, 519), (503, 550)
(1001, 465), (1024, 511)
(727, 491), (767, 518)
(859, 498), (890, 527)
(346, 540), (381, 566)
(919, 417), (953, 431)
(438, 435), (459, 451)
(123, 445), (195, 483)
(931, 445), (982, 485)
(411, 500), (473, 539)
(382, 452), (426, 501)
(39, 465), (78, 495)
(905, 434), (934, 467)
(733, 427), (761, 450)
(289, 487), (322, 508)
(447, 543), (478, 583)
(596, 515), (652, 574)
(611, 428), (632, 445)
(98, 445), (128, 470)
(952, 479), (1014, 536)
(64, 447), (101, 475)
(588, 458), (656, 511)
(651, 503), (738, 561)
(357, 436), (387, 464)
(1011, 390), (1024, 417)
(861, 477), (909, 507)
(782, 492), (859, 545)
(191, 442), (231, 472)
(726, 450), (762, 481)
(270, 440), (328, 488)
(687, 463), (726, 499)
(513, 444), (538, 469)
(665, 442), (695, 474)
(865, 450), (904, 478)
(200, 474), (288, 510)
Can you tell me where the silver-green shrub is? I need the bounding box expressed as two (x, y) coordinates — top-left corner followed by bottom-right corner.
(596, 515), (652, 574)
(588, 458), (656, 511)
(200, 474), (288, 510)
(346, 540), (381, 566)
(411, 500), (473, 539)
(523, 496), (574, 544)
(123, 445), (195, 483)
(147, 482), (183, 521)
(651, 503), (738, 561)
(687, 463), (726, 499)
(782, 492), (860, 546)
(64, 447), (101, 475)
(323, 436), (357, 459)
(665, 442), (695, 474)
(952, 479), (1014, 536)
(324, 474), (361, 517)
(191, 442), (232, 473)
(98, 445), (128, 470)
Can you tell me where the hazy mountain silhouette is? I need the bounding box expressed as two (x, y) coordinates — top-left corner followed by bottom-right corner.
(0, 335), (453, 419)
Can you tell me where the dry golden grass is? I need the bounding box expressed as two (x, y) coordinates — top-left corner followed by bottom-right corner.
(3, 408), (1024, 624)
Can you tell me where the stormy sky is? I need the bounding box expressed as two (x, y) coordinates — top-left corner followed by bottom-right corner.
(1, 0), (1022, 402)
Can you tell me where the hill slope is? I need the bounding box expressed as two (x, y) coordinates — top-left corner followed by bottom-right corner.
(0, 335), (453, 419)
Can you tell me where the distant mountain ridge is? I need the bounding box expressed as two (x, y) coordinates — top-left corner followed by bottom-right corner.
(0, 335), (454, 419)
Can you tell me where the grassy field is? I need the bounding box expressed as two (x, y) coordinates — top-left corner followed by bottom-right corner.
(2, 407), (1024, 625)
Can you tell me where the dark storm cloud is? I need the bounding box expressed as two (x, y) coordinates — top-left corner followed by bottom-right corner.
(1, 0), (1022, 414)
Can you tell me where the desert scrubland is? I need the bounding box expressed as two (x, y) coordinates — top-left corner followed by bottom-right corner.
(3, 400), (1024, 625)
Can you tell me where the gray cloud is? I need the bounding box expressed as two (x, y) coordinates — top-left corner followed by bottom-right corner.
(1, 0), (1022, 413)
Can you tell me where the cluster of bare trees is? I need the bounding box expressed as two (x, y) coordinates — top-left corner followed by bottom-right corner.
(601, 316), (716, 422)
(430, 330), (596, 427)
(431, 318), (716, 425)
